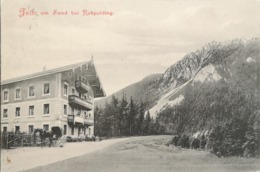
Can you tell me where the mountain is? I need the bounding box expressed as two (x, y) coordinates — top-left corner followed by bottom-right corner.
(95, 74), (162, 108)
(149, 38), (260, 117)
(94, 38), (260, 157)
(96, 38), (260, 118)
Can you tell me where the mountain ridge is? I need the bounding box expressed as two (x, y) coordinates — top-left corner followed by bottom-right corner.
(96, 38), (260, 117)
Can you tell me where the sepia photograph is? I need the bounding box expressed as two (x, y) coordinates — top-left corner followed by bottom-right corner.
(1, 0), (260, 171)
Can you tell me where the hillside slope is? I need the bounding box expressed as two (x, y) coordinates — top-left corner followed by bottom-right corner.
(94, 38), (260, 157)
(96, 38), (260, 118)
(95, 74), (162, 108)
(148, 38), (260, 117)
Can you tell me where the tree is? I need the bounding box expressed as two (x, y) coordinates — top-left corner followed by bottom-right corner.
(137, 101), (145, 135)
(119, 94), (128, 136)
(144, 111), (151, 135)
(128, 97), (136, 135)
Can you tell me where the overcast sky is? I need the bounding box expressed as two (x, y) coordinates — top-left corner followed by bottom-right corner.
(2, 0), (260, 96)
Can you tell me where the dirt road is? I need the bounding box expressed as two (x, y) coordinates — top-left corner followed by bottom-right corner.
(23, 135), (260, 172)
(1, 138), (129, 172)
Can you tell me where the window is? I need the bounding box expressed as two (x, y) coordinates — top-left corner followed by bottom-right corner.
(77, 109), (81, 116)
(64, 125), (67, 135)
(3, 90), (9, 101)
(43, 104), (49, 114)
(43, 83), (50, 95)
(3, 109), (8, 118)
(72, 88), (75, 95)
(64, 104), (67, 115)
(15, 107), (21, 117)
(15, 126), (20, 133)
(29, 106), (34, 116)
(43, 124), (49, 131)
(64, 83), (68, 96)
(28, 125), (34, 133)
(15, 88), (21, 99)
(3, 126), (7, 133)
(29, 86), (35, 97)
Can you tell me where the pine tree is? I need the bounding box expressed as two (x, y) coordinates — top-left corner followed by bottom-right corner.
(138, 101), (145, 135)
(110, 95), (119, 137)
(119, 93), (129, 136)
(128, 97), (136, 135)
(144, 111), (151, 135)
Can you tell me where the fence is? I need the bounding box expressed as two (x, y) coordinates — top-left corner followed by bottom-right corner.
(1, 132), (41, 149)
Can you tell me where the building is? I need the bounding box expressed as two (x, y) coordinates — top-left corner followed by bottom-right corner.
(0, 58), (105, 137)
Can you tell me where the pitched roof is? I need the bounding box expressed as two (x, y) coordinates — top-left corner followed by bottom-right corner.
(1, 61), (88, 85)
(1, 59), (106, 98)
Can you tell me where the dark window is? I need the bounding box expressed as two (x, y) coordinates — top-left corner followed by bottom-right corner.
(3, 127), (7, 133)
(44, 83), (50, 94)
(77, 109), (81, 116)
(64, 104), (67, 115)
(28, 125), (34, 133)
(64, 125), (67, 135)
(15, 107), (21, 117)
(43, 104), (49, 114)
(64, 84), (68, 95)
(29, 106), (34, 116)
(29, 86), (35, 97)
(3, 91), (8, 101)
(16, 89), (21, 99)
(15, 126), (20, 133)
(3, 109), (8, 118)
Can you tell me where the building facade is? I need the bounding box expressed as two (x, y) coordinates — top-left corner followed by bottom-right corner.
(1, 59), (105, 137)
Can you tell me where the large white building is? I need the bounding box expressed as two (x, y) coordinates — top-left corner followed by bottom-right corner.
(1, 58), (105, 137)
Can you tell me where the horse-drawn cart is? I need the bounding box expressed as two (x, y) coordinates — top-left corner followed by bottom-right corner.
(34, 126), (65, 147)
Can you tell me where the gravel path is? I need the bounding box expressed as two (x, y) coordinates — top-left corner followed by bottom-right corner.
(24, 136), (260, 172)
(1, 138), (129, 172)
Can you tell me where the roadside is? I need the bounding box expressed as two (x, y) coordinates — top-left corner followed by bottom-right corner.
(1, 138), (129, 172)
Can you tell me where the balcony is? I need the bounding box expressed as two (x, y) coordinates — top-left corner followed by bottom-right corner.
(69, 95), (93, 110)
(75, 80), (91, 93)
(67, 115), (84, 125)
(84, 118), (94, 126)
(75, 115), (84, 124)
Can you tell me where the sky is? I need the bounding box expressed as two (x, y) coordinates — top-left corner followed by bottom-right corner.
(2, 0), (260, 96)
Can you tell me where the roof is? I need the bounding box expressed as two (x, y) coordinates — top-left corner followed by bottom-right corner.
(1, 59), (106, 98)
